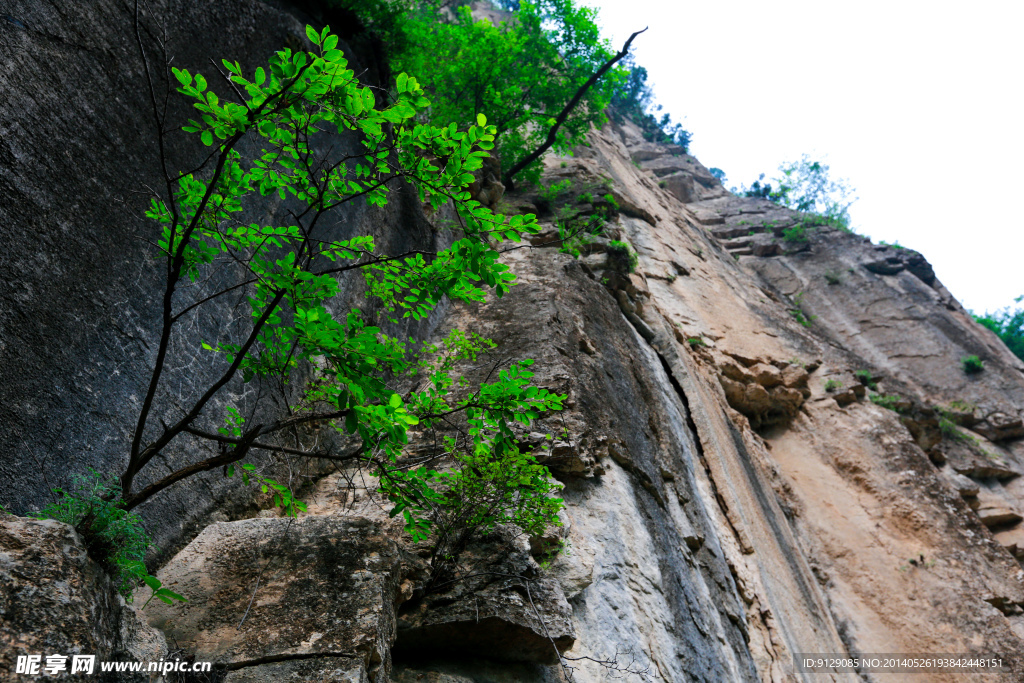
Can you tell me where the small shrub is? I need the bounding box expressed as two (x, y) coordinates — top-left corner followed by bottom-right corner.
(560, 161), (567, 168)
(939, 416), (969, 442)
(607, 240), (638, 273)
(824, 269), (842, 285)
(537, 539), (570, 570)
(869, 393), (904, 413)
(540, 178), (572, 203)
(824, 378), (842, 392)
(788, 291), (815, 327)
(576, 191), (593, 204)
(879, 240), (904, 250)
(961, 355), (984, 374)
(948, 399), (977, 412)
(687, 337), (707, 349)
(782, 225), (807, 243)
(31, 470), (152, 599)
(658, 180), (667, 188)
(854, 369), (877, 391)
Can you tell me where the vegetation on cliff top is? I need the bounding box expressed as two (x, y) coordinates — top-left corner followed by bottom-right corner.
(737, 155), (857, 231)
(973, 297), (1024, 363)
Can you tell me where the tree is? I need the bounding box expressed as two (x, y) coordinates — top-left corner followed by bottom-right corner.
(608, 57), (692, 150)
(974, 297), (1024, 362)
(393, 1), (639, 186)
(34, 15), (569, 591)
(740, 155), (856, 229)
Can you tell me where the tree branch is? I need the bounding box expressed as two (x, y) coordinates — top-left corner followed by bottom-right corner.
(503, 27), (647, 188)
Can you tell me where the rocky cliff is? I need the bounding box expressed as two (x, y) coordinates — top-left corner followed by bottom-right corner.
(3, 2), (1024, 682)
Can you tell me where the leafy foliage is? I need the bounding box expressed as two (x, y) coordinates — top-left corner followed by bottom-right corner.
(869, 393), (905, 413)
(738, 155), (856, 230)
(29, 470), (180, 603)
(854, 369), (878, 391)
(120, 26), (566, 574)
(973, 297), (1024, 363)
(607, 240), (638, 273)
(824, 378), (842, 392)
(393, 0), (626, 184)
(788, 291), (815, 327)
(960, 355), (985, 374)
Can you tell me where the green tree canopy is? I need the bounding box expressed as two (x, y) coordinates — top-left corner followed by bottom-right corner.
(974, 297), (1024, 362)
(393, 0), (627, 185)
(739, 155), (856, 229)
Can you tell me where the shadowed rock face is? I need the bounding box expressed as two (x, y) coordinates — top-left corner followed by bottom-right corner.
(0, 0), (443, 555)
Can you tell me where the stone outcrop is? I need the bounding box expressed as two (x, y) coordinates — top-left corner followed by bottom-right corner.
(144, 516), (404, 682)
(0, 516), (166, 680)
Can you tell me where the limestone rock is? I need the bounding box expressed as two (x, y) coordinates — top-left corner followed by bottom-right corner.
(395, 533), (574, 665)
(0, 517), (166, 679)
(974, 412), (1024, 442)
(144, 516), (403, 682)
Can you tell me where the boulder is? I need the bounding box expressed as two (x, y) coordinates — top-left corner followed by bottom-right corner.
(974, 413), (1024, 442)
(144, 516), (404, 683)
(394, 530), (574, 665)
(0, 516), (166, 680)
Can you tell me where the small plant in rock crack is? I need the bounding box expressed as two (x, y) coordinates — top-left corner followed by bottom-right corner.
(854, 369), (878, 391)
(576, 191), (593, 204)
(869, 393), (905, 413)
(540, 178), (573, 203)
(30, 469), (184, 605)
(782, 224), (807, 243)
(788, 291), (815, 327)
(824, 378), (842, 392)
(537, 538), (570, 570)
(899, 554), (935, 571)
(607, 240), (639, 273)
(554, 211), (605, 258)
(824, 269), (843, 285)
(938, 415), (971, 442)
(686, 337), (707, 349)
(961, 355), (985, 374)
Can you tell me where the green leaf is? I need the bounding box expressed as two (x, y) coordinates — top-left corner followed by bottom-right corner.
(476, 112), (487, 127)
(305, 25), (320, 44)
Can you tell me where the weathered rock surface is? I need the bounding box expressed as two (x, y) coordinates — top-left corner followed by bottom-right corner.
(144, 516), (403, 682)
(0, 516), (166, 680)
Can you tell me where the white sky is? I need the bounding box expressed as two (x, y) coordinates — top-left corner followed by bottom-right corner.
(590, 0), (1024, 314)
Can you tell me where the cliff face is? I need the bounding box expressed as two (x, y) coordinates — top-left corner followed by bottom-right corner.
(3, 2), (1024, 682)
